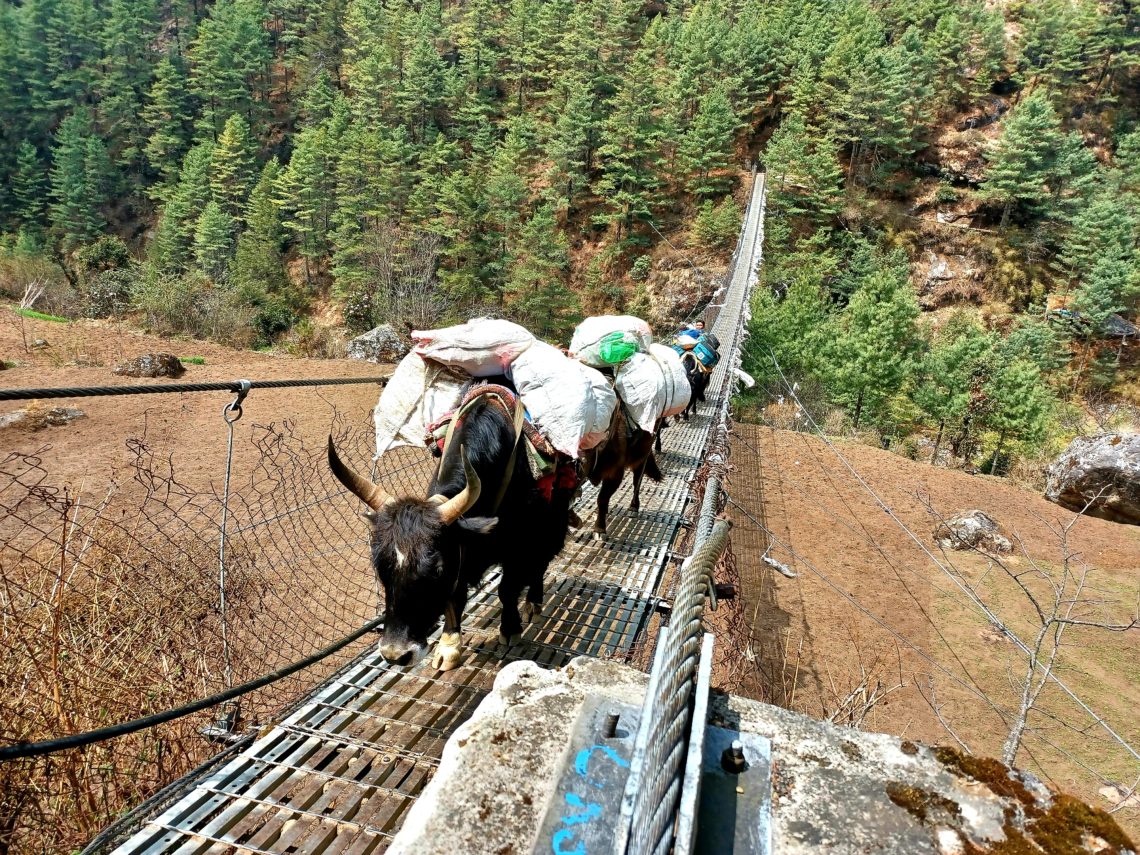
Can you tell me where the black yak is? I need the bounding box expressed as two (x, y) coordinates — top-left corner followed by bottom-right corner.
(329, 383), (573, 671)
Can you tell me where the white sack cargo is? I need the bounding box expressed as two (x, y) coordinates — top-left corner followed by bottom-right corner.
(614, 352), (668, 434)
(411, 317), (535, 377)
(578, 362), (618, 451)
(509, 341), (617, 458)
(374, 352), (467, 456)
(649, 343), (692, 418)
(569, 315), (653, 368)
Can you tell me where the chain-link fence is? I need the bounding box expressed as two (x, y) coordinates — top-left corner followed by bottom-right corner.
(0, 380), (436, 855)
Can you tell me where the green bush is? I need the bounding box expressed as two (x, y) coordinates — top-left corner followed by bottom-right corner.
(251, 298), (298, 347)
(934, 182), (959, 204)
(630, 255), (651, 281)
(132, 269), (253, 347)
(83, 268), (134, 318)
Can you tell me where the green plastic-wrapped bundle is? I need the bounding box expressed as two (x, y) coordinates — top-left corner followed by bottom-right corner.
(598, 331), (641, 365)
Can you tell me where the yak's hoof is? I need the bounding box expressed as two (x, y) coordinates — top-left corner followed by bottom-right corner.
(593, 528), (607, 542)
(431, 632), (464, 672)
(568, 509), (584, 529)
(522, 601), (542, 625)
(496, 632), (522, 658)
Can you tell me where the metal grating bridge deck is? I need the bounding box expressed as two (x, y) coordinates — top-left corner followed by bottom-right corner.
(108, 175), (767, 855)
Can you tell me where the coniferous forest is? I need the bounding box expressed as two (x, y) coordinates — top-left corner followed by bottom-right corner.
(1, 0), (1139, 472)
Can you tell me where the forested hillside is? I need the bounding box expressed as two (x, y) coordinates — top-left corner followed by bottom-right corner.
(739, 0), (1140, 474)
(1, 0), (1138, 473)
(0, 0), (753, 346)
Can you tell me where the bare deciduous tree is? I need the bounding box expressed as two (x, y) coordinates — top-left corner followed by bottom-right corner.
(359, 224), (443, 331)
(12, 278), (48, 354)
(925, 494), (1139, 768)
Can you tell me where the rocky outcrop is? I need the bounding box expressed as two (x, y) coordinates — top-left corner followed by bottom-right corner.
(646, 256), (727, 325)
(347, 325), (408, 363)
(933, 510), (1012, 554)
(916, 249), (984, 309)
(1045, 434), (1140, 525)
(113, 353), (185, 378)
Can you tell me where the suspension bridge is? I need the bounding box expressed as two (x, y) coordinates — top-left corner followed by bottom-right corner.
(62, 174), (768, 853)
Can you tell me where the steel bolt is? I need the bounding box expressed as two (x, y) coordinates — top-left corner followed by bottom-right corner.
(721, 739), (747, 774)
(603, 713), (620, 738)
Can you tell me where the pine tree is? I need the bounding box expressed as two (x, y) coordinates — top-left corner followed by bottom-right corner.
(911, 316), (995, 462)
(763, 111), (844, 224)
(543, 74), (596, 210)
(142, 55), (194, 193)
(503, 0), (541, 113)
(690, 195), (741, 250)
(593, 42), (664, 242)
(49, 110), (111, 251)
(12, 140), (49, 227)
(299, 0), (347, 87)
(980, 91), (1065, 227)
(233, 160), (289, 291)
(431, 165), (494, 306)
(822, 263), (920, 429)
(152, 141), (215, 270)
(981, 358), (1052, 474)
(193, 200), (236, 280)
(1000, 316), (1071, 374)
(232, 159), (294, 335)
(505, 203), (578, 338)
(969, 6), (1008, 103)
(677, 85), (738, 197)
(485, 117), (532, 275)
(275, 123), (336, 282)
(189, 0), (271, 141)
(1055, 187), (1137, 282)
(398, 4), (447, 144)
(1072, 256), (1135, 336)
(1117, 130), (1140, 191)
(38, 0), (101, 114)
(743, 273), (832, 386)
(98, 0), (160, 177)
(210, 114), (257, 217)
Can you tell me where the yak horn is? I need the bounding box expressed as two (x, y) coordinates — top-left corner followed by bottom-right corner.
(435, 445), (481, 525)
(328, 436), (393, 511)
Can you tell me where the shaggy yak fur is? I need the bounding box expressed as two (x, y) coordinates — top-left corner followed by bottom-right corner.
(329, 380), (573, 671)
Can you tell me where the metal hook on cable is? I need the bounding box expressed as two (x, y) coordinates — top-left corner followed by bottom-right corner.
(223, 379), (252, 424)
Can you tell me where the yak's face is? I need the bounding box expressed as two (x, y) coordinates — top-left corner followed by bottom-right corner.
(328, 438), (494, 666)
(366, 500), (494, 665)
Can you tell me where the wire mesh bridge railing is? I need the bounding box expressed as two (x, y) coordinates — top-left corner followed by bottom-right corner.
(1, 173), (767, 855)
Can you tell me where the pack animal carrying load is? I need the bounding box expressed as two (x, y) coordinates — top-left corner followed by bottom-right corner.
(648, 343), (692, 418)
(672, 331), (720, 372)
(568, 315), (653, 369)
(376, 320), (617, 472)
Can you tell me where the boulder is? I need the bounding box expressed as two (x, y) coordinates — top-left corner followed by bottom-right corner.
(0, 406), (86, 431)
(933, 510), (1012, 554)
(347, 324), (408, 364)
(114, 352), (185, 378)
(1044, 434), (1140, 525)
